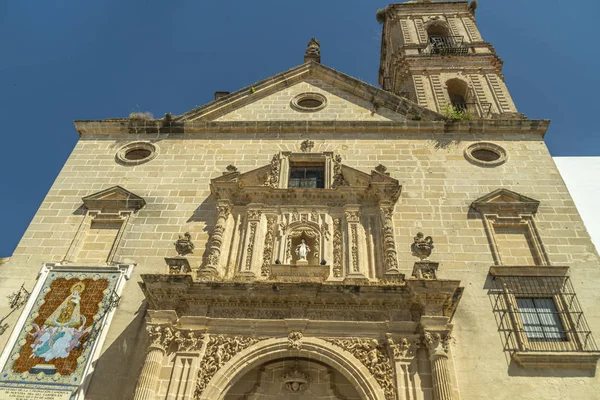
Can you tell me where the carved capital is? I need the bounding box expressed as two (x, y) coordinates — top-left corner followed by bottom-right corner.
(173, 331), (204, 352)
(424, 331), (451, 359)
(386, 334), (420, 361)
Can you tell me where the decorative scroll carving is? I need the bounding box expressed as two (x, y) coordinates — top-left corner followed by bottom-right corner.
(325, 338), (395, 400)
(380, 207), (399, 271)
(424, 331), (451, 358)
(261, 216), (276, 276)
(174, 232), (194, 256)
(195, 335), (267, 396)
(411, 232), (434, 260)
(288, 331), (303, 349)
(386, 335), (420, 360)
(173, 331), (203, 352)
(331, 154), (349, 188)
(300, 139), (315, 152)
(282, 368), (311, 393)
(351, 224), (359, 272)
(264, 154), (280, 188)
(245, 222), (258, 270)
(332, 218), (343, 278)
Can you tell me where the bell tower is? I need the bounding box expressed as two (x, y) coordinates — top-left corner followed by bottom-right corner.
(378, 0), (520, 118)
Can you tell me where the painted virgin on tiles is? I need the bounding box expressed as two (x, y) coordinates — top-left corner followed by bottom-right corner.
(0, 270), (120, 390)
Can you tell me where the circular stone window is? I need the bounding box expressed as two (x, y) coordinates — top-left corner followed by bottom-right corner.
(290, 92), (328, 112)
(116, 142), (158, 165)
(464, 142), (507, 167)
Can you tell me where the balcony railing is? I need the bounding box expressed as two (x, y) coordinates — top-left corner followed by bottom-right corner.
(451, 102), (492, 119)
(425, 36), (469, 56)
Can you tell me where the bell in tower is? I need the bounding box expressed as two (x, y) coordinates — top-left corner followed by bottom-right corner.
(378, 0), (521, 119)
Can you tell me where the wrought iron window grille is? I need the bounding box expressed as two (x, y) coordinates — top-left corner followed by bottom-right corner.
(489, 275), (598, 355)
(288, 165), (325, 189)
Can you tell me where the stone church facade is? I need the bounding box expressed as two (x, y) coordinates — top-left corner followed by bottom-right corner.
(0, 1), (599, 399)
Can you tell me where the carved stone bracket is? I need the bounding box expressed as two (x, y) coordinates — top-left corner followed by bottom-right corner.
(288, 331), (303, 349)
(325, 337), (395, 400)
(412, 261), (438, 280)
(195, 335), (268, 397)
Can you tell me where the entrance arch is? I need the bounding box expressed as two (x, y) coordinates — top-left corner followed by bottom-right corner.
(198, 337), (386, 400)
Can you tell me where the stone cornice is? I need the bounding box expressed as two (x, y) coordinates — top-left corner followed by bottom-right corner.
(388, 1), (471, 15)
(139, 274), (463, 321)
(73, 119), (550, 138)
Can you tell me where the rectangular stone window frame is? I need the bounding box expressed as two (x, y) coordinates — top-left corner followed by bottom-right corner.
(489, 267), (600, 369)
(64, 209), (133, 265)
(482, 213), (550, 266)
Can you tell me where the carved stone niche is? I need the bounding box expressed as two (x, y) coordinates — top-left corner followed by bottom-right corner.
(208, 153), (402, 282)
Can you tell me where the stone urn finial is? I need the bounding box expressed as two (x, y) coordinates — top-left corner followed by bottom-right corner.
(174, 232), (194, 257)
(411, 232), (434, 260)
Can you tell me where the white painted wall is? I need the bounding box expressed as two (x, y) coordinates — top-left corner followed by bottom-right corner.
(554, 157), (600, 254)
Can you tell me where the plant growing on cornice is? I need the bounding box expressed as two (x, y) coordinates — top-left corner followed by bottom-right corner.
(376, 6), (389, 24)
(443, 105), (471, 122)
(129, 111), (154, 120)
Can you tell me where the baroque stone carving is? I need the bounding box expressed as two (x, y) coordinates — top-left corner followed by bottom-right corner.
(345, 210), (360, 223)
(225, 165), (238, 173)
(288, 331), (303, 349)
(300, 139), (315, 152)
(424, 331), (451, 358)
(282, 368), (311, 393)
(261, 216), (276, 276)
(195, 335), (266, 396)
(331, 154), (349, 188)
(411, 232), (434, 260)
(174, 232), (194, 257)
(205, 204), (231, 271)
(165, 257), (191, 274)
(173, 330), (203, 352)
(332, 218), (343, 278)
(305, 37), (320, 57)
(375, 164), (388, 174)
(380, 207), (399, 271)
(412, 261), (438, 279)
(245, 222), (258, 270)
(325, 338), (395, 400)
(386, 335), (420, 360)
(264, 154), (280, 188)
(147, 325), (175, 352)
(351, 224), (359, 272)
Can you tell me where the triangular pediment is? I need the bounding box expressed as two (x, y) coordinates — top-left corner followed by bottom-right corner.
(471, 189), (539, 214)
(82, 186), (146, 211)
(176, 63), (443, 123)
(211, 153), (401, 206)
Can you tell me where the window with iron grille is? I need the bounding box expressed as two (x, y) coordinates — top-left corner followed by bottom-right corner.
(489, 275), (598, 355)
(288, 164), (324, 189)
(515, 297), (567, 342)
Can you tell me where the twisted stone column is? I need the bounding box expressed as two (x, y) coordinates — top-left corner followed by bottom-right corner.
(424, 332), (453, 400)
(133, 326), (172, 400)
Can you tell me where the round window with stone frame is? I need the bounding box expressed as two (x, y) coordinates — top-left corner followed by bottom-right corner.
(290, 93), (328, 112)
(115, 142), (158, 166)
(464, 142), (507, 167)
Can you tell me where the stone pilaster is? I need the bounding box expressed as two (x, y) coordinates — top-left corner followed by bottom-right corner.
(424, 331), (453, 400)
(343, 208), (368, 282)
(200, 201), (231, 279)
(386, 335), (420, 400)
(134, 326), (173, 400)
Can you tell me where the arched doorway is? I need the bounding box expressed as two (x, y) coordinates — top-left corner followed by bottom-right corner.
(198, 337), (386, 400)
(225, 357), (361, 400)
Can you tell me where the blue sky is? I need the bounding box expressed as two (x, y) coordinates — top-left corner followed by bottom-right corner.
(0, 0), (598, 257)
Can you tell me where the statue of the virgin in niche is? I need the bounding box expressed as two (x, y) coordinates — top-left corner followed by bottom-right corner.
(295, 239), (310, 261)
